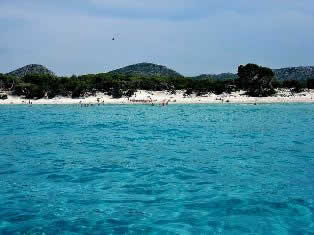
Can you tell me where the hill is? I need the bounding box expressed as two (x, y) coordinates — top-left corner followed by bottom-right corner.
(191, 66), (314, 81)
(191, 73), (238, 81)
(109, 63), (183, 78)
(7, 64), (55, 78)
(273, 66), (314, 81)
(5, 64), (314, 81)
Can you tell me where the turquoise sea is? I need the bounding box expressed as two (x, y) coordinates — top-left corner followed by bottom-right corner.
(0, 104), (313, 234)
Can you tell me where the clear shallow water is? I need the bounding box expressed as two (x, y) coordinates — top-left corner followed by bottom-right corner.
(0, 104), (313, 234)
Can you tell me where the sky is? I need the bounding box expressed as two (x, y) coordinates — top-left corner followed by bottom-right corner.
(0, 0), (314, 76)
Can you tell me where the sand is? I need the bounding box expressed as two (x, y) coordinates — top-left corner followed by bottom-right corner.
(1, 89), (314, 105)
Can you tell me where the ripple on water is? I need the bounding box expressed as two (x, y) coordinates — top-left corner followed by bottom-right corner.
(0, 104), (314, 233)
(47, 174), (75, 183)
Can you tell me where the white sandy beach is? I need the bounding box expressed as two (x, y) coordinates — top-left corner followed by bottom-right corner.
(1, 89), (314, 105)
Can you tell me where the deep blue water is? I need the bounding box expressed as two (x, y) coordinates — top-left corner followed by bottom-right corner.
(0, 104), (314, 234)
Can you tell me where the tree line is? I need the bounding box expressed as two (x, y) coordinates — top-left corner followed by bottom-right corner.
(1, 64), (314, 99)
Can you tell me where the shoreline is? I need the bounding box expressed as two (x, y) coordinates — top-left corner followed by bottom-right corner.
(1, 89), (314, 105)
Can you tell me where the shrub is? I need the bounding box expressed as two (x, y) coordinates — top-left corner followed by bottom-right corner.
(14, 82), (45, 99)
(72, 85), (85, 98)
(307, 79), (314, 89)
(0, 74), (19, 90)
(282, 80), (304, 93)
(0, 93), (8, 100)
(111, 86), (123, 98)
(125, 89), (136, 98)
(185, 88), (193, 96)
(271, 79), (281, 89)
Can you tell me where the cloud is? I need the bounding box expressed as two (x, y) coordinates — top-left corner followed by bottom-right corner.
(85, 0), (314, 19)
(0, 0), (314, 75)
(88, 0), (193, 10)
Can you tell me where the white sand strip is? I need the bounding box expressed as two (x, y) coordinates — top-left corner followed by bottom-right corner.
(1, 89), (314, 105)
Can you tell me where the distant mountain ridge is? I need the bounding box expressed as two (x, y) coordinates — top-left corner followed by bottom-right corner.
(191, 66), (314, 81)
(191, 73), (238, 81)
(273, 66), (314, 81)
(109, 63), (183, 78)
(5, 63), (314, 81)
(7, 64), (55, 78)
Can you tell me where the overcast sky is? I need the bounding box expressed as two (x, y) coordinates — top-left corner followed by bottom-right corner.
(1, 0), (314, 76)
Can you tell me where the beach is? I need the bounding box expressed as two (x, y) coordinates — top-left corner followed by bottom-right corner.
(1, 89), (314, 105)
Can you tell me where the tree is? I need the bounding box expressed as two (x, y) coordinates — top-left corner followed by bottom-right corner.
(0, 74), (19, 90)
(282, 80), (304, 93)
(15, 82), (45, 99)
(109, 82), (124, 99)
(111, 86), (123, 98)
(0, 93), (8, 100)
(237, 64), (275, 97)
(72, 84), (86, 98)
(0, 75), (4, 90)
(184, 88), (193, 96)
(307, 78), (314, 89)
(125, 89), (136, 98)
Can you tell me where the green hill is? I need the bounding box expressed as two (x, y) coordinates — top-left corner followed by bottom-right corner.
(109, 63), (183, 78)
(191, 66), (314, 81)
(191, 73), (238, 81)
(7, 64), (55, 78)
(273, 66), (314, 81)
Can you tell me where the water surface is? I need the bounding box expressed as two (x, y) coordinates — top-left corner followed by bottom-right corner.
(0, 104), (314, 234)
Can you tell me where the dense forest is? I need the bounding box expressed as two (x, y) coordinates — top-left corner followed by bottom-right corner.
(1, 64), (314, 100)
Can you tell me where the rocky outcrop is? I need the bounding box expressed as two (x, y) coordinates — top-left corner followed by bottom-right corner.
(7, 64), (55, 78)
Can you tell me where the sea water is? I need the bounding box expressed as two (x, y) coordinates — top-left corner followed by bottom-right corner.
(0, 104), (313, 234)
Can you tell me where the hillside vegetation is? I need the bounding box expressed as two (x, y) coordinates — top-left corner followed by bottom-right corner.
(7, 64), (55, 78)
(1, 63), (314, 100)
(273, 66), (314, 81)
(192, 66), (314, 82)
(191, 73), (238, 81)
(109, 63), (183, 78)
